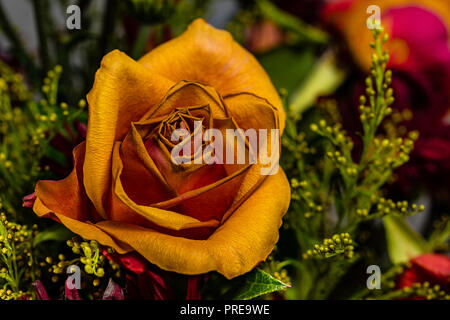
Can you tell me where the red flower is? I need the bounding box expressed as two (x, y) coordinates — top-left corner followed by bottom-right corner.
(397, 254), (450, 297)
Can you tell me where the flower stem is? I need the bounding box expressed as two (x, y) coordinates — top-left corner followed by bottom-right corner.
(32, 0), (51, 73)
(98, 0), (118, 62)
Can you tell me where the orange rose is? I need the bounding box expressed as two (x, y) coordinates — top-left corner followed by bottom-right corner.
(28, 19), (290, 279)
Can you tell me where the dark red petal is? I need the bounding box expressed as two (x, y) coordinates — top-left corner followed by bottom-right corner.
(103, 278), (125, 300)
(65, 278), (81, 300)
(22, 192), (36, 208)
(125, 270), (176, 300)
(101, 249), (148, 274)
(397, 268), (420, 289)
(32, 280), (50, 300)
(186, 274), (208, 300)
(412, 254), (450, 286)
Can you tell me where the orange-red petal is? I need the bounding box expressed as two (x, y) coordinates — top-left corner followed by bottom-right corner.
(95, 169), (291, 279)
(84, 50), (174, 217)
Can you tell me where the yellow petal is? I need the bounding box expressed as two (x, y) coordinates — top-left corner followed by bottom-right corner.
(84, 50), (174, 216)
(223, 92), (279, 132)
(95, 169), (291, 279)
(220, 92), (281, 222)
(140, 81), (228, 120)
(138, 18), (285, 132)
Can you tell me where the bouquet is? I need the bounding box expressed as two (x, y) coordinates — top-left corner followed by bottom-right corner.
(0, 0), (448, 302)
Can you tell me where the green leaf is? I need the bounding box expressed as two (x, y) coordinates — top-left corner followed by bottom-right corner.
(383, 216), (429, 264)
(232, 268), (289, 300)
(290, 50), (346, 114)
(33, 224), (74, 247)
(257, 0), (329, 44)
(258, 47), (315, 95)
(428, 217), (450, 250)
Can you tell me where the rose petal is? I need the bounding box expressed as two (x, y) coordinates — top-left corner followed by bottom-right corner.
(101, 249), (148, 274)
(65, 278), (81, 300)
(94, 169), (290, 279)
(126, 270), (175, 300)
(138, 19), (285, 132)
(186, 274), (208, 300)
(34, 142), (101, 223)
(140, 81), (228, 121)
(32, 143), (132, 253)
(111, 142), (221, 230)
(84, 50), (174, 217)
(22, 192), (36, 208)
(412, 253), (450, 285)
(223, 92), (279, 132)
(32, 280), (50, 300)
(102, 278), (124, 300)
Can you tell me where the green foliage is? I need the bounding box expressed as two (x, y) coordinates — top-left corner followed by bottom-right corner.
(428, 216), (450, 252)
(280, 27), (431, 299)
(32, 224), (73, 248)
(0, 213), (36, 299)
(231, 268), (289, 300)
(258, 47), (316, 94)
(383, 216), (429, 264)
(0, 63), (85, 217)
(128, 0), (178, 24)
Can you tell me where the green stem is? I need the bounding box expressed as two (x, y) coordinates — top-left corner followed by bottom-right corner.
(131, 25), (152, 59)
(98, 0), (118, 62)
(257, 0), (328, 44)
(32, 0), (51, 73)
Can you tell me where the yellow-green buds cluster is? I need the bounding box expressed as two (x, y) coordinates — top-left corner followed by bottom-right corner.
(0, 213), (34, 261)
(0, 60), (31, 102)
(303, 233), (354, 260)
(43, 254), (69, 282)
(0, 213), (36, 298)
(290, 178), (325, 219)
(359, 27), (396, 137)
(41, 65), (62, 105)
(357, 196), (424, 219)
(0, 64), (79, 213)
(310, 120), (357, 182)
(66, 238), (105, 277)
(273, 269), (291, 286)
(45, 237), (120, 288)
(371, 130), (419, 169)
(310, 120), (353, 150)
(282, 131), (316, 163)
(0, 288), (27, 300)
(402, 282), (450, 300)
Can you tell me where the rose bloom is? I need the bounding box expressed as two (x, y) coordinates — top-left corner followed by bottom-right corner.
(27, 19), (290, 279)
(397, 254), (450, 297)
(322, 0), (450, 194)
